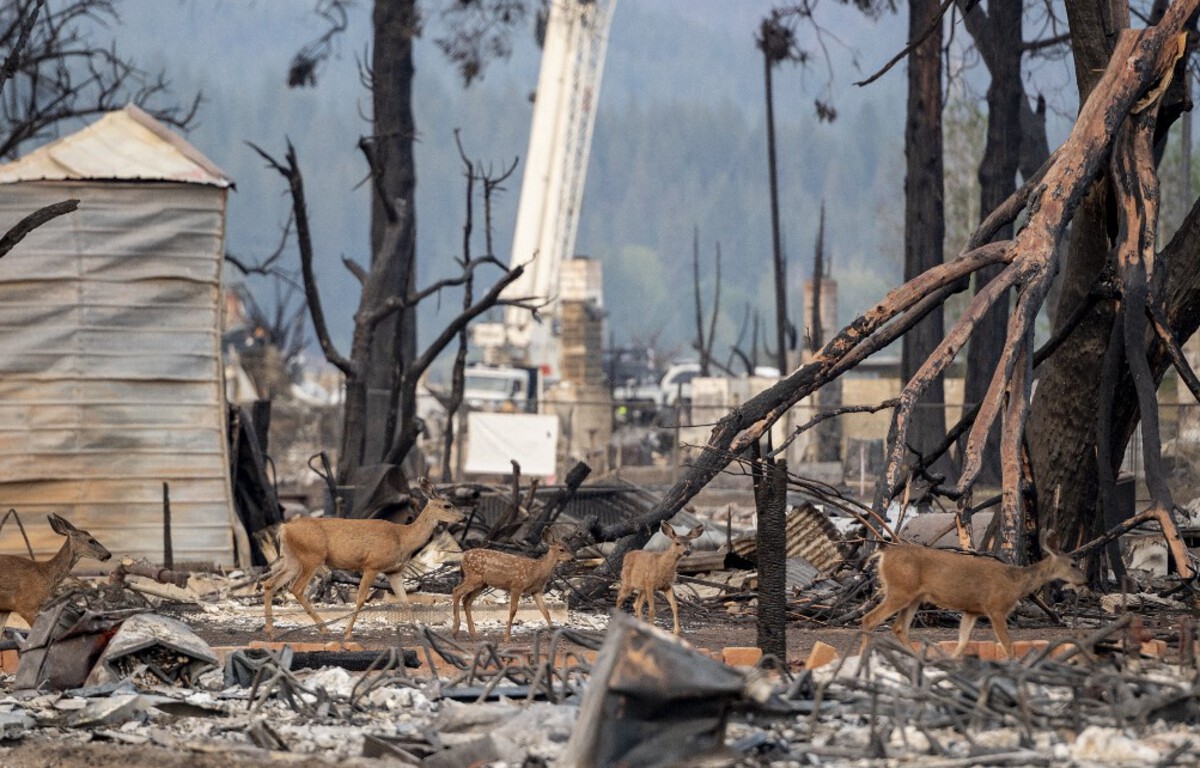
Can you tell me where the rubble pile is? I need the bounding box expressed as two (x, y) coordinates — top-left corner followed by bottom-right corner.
(3, 483), (1200, 766)
(2, 593), (1199, 767)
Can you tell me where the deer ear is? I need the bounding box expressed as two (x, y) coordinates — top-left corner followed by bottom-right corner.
(48, 514), (72, 534)
(541, 527), (554, 544)
(1041, 529), (1060, 553)
(419, 478), (439, 498)
(687, 525), (705, 540)
(660, 521), (675, 537)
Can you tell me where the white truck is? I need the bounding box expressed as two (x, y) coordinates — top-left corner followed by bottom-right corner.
(462, 365), (541, 413)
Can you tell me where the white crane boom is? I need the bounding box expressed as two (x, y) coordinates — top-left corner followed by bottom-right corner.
(501, 0), (616, 378)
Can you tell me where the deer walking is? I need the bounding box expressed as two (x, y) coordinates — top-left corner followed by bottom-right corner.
(0, 513), (112, 629)
(451, 530), (573, 642)
(860, 530), (1085, 658)
(262, 478), (463, 640)
(614, 521), (704, 635)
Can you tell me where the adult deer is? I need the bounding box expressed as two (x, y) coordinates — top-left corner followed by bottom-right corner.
(0, 513), (112, 629)
(262, 478), (463, 640)
(614, 521), (704, 635)
(451, 529), (574, 642)
(860, 530), (1085, 658)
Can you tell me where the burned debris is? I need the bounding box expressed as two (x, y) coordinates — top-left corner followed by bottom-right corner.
(0, 469), (1196, 767)
(3, 4), (1200, 767)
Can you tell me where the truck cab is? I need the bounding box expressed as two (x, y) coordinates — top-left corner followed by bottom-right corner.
(463, 365), (540, 413)
(658, 361), (701, 410)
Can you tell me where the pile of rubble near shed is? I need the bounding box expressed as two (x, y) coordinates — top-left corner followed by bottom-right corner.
(3, 580), (1200, 768)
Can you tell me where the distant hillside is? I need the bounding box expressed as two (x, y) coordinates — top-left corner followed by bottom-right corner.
(80, 0), (908, 362)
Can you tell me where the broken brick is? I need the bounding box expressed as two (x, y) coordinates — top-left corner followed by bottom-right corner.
(721, 646), (763, 667)
(804, 641), (838, 670)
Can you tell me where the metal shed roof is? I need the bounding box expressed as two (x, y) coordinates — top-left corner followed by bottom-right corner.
(0, 104), (233, 188)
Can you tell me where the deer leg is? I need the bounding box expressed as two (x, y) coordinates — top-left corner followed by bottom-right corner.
(988, 611), (1014, 659)
(615, 584), (632, 613)
(462, 586), (486, 638)
(386, 571), (413, 610)
(262, 562), (299, 639)
(532, 591), (553, 628)
(385, 571), (415, 630)
(635, 591), (650, 621)
(861, 593), (909, 633)
(893, 603), (919, 647)
(951, 614), (979, 657)
(0, 611), (9, 632)
(344, 569), (379, 640)
(663, 587), (682, 635)
(645, 590), (658, 625)
(450, 578), (473, 637)
(263, 596), (275, 639)
(504, 589), (520, 642)
(451, 577), (482, 637)
(289, 565), (327, 634)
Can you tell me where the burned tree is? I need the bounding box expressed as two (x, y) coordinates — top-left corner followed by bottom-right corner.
(440, 132), (521, 481)
(0, 0), (198, 159)
(955, 0), (1026, 488)
(807, 203), (841, 464)
(1027, 0), (1200, 571)
(758, 12), (802, 376)
(286, 1), (530, 481)
(691, 228), (721, 377)
(250, 141), (543, 496)
(586, 2), (1200, 587)
(0, 0), (178, 303)
(901, 0), (953, 486)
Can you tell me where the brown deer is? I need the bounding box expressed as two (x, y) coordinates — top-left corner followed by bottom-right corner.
(262, 478), (464, 640)
(451, 530), (574, 642)
(614, 521), (704, 635)
(860, 530), (1085, 658)
(0, 513), (112, 629)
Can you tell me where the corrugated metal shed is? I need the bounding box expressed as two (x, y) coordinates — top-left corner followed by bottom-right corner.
(0, 106), (241, 566)
(0, 105), (232, 187)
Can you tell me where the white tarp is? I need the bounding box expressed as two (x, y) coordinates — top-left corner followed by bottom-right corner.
(465, 412), (559, 478)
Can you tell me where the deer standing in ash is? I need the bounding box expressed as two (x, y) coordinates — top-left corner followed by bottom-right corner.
(262, 478), (463, 640)
(615, 521), (704, 635)
(451, 530), (574, 642)
(0, 513), (112, 629)
(860, 530), (1085, 658)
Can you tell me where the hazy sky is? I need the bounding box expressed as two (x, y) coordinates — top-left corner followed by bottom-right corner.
(70, 2), (1085, 357)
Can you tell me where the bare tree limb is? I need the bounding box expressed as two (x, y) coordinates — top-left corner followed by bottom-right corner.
(855, 0), (957, 86)
(248, 140), (353, 375)
(0, 198), (77, 259)
(0, 0), (44, 92)
(579, 2), (1200, 597)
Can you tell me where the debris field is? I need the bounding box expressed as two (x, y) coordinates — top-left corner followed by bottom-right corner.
(2, 485), (1199, 768)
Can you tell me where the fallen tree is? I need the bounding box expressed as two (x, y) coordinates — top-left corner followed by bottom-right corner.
(587, 1), (1200, 589)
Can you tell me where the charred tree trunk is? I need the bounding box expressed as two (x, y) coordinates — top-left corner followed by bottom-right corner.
(1027, 1), (1127, 550)
(580, 0), (1200, 596)
(901, 0), (952, 484)
(761, 16), (792, 375)
(959, 0), (1022, 493)
(358, 0), (419, 477)
(754, 457), (788, 664)
(443, 134), (477, 482)
(252, 139), (532, 494)
(810, 204), (841, 463)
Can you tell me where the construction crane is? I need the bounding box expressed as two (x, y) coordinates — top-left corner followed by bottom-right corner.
(476, 0), (616, 382)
